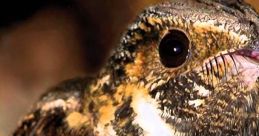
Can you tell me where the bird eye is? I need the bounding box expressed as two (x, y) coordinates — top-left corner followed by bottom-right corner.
(159, 29), (190, 68)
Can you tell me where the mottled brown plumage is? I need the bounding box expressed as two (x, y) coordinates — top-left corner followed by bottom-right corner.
(14, 0), (259, 135)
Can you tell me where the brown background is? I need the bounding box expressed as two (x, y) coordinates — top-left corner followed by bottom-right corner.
(0, 0), (258, 135)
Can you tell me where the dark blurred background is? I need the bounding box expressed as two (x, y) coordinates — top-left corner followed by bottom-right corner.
(0, 0), (258, 135)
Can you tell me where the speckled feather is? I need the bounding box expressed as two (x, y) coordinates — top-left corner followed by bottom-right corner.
(14, 0), (259, 136)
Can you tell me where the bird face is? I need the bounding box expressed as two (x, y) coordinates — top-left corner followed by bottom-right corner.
(108, 0), (259, 135)
(13, 0), (259, 136)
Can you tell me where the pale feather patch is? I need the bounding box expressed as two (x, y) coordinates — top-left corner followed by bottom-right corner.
(91, 74), (110, 91)
(188, 99), (205, 107)
(193, 83), (210, 97)
(41, 97), (79, 111)
(132, 92), (178, 136)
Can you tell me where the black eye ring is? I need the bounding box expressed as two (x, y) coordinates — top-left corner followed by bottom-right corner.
(159, 29), (190, 68)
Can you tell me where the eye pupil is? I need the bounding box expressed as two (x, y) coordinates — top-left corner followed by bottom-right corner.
(163, 41), (182, 56)
(173, 46), (180, 53)
(159, 29), (190, 68)
(172, 43), (183, 55)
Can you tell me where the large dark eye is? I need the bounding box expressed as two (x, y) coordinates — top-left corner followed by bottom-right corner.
(159, 29), (190, 68)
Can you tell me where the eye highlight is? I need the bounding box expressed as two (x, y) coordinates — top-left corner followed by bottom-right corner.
(159, 29), (190, 68)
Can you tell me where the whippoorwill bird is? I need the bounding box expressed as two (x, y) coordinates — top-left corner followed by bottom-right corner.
(13, 0), (259, 135)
